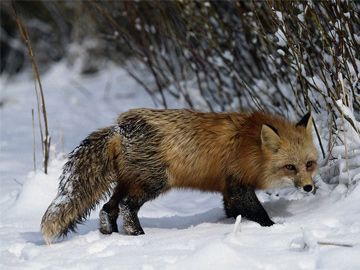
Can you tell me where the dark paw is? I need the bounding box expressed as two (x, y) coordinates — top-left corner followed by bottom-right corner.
(99, 209), (119, 234)
(260, 219), (275, 227)
(129, 229), (145, 236)
(124, 224), (145, 236)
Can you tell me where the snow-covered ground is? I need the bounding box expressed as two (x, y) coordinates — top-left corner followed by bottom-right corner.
(1, 63), (359, 269)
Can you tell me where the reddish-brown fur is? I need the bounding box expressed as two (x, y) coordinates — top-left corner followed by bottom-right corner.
(123, 109), (317, 192)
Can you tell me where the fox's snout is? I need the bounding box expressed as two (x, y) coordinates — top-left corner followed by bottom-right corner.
(294, 175), (316, 194)
(298, 178), (316, 194)
(302, 184), (314, 193)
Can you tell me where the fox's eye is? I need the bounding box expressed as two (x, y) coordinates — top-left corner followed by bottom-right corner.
(285, 164), (296, 171)
(306, 161), (314, 169)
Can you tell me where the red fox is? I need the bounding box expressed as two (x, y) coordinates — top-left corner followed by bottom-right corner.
(41, 109), (318, 244)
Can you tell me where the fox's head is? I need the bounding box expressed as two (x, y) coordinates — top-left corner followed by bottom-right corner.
(261, 112), (318, 193)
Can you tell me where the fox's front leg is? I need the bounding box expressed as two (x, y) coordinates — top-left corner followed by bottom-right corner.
(223, 176), (274, 227)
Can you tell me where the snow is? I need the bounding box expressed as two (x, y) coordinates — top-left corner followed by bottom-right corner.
(275, 29), (287, 47)
(1, 62), (360, 269)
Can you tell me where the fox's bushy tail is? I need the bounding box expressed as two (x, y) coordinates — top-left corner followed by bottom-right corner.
(41, 126), (122, 244)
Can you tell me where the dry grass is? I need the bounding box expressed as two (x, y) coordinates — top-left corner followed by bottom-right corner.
(13, 5), (50, 174)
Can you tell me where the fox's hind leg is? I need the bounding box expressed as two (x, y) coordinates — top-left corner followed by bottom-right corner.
(223, 176), (274, 227)
(119, 196), (146, 235)
(99, 183), (127, 234)
(120, 181), (168, 236)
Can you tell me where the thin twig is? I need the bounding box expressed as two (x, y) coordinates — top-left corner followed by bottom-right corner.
(317, 241), (354, 248)
(31, 109), (36, 172)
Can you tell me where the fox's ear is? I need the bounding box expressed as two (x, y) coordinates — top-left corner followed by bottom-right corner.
(296, 111), (313, 133)
(261, 124), (280, 152)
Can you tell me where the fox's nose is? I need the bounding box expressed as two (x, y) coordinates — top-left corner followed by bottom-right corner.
(303, 185), (313, 192)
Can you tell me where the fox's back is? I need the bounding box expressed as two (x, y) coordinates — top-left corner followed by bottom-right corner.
(117, 109), (247, 191)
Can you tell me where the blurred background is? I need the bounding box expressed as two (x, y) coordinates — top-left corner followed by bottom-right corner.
(2, 1), (358, 110)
